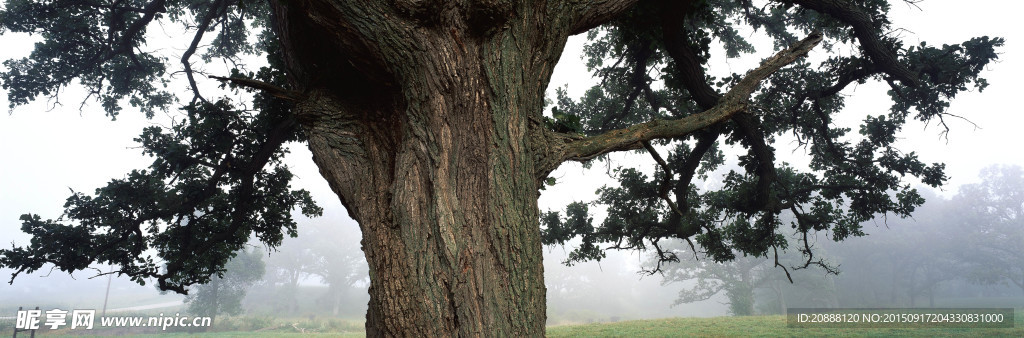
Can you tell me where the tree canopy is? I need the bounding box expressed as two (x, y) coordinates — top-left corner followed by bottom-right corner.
(1, 0), (321, 293)
(0, 0), (1004, 333)
(539, 0), (1002, 275)
(956, 165), (1024, 293)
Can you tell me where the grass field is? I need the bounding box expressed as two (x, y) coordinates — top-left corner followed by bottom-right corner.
(6, 311), (1021, 336)
(547, 314), (1024, 337)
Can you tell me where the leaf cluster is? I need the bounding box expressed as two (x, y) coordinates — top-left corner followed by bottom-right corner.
(0, 1), (318, 293)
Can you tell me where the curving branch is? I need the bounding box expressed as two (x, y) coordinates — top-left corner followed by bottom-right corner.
(659, 0), (721, 109)
(733, 113), (778, 210)
(99, 0), (168, 63)
(181, 0), (232, 104)
(642, 141), (685, 218)
(209, 75), (306, 101)
(658, 0), (726, 215)
(780, 0), (919, 86)
(568, 0), (642, 35)
(559, 32), (823, 163)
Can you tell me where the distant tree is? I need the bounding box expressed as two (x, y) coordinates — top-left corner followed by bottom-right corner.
(956, 165), (1024, 295)
(822, 229), (896, 306)
(261, 235), (318, 314)
(658, 238), (835, 316)
(306, 225), (369, 316)
(757, 272), (838, 314)
(656, 243), (769, 316)
(185, 247), (265, 326)
(877, 197), (959, 307)
(823, 189), (973, 307)
(241, 221), (368, 316)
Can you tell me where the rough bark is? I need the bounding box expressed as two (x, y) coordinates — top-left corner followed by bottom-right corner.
(269, 0), (638, 335)
(262, 0), (812, 335)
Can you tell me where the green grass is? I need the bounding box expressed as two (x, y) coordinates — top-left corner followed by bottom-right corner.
(547, 313), (1024, 337)
(9, 312), (1021, 337)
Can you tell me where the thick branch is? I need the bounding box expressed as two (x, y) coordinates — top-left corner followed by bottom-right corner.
(660, 0), (721, 109)
(675, 131), (719, 210)
(642, 141), (684, 218)
(181, 0), (231, 103)
(209, 75), (306, 101)
(781, 0), (918, 85)
(561, 32), (823, 162)
(733, 113), (777, 210)
(657, 1), (731, 222)
(568, 0), (642, 35)
(99, 0), (168, 64)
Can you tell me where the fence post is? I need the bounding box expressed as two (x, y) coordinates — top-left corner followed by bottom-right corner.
(11, 306), (38, 338)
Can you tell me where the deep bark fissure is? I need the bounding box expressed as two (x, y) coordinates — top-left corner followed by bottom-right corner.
(263, 0), (813, 335)
(269, 1), (617, 335)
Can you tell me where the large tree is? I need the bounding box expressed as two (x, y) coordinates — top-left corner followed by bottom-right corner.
(956, 165), (1024, 295)
(0, 0), (1002, 336)
(185, 246), (265, 327)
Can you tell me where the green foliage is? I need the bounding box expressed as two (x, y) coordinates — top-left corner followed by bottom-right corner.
(0, 95), (320, 292)
(0, 0), (320, 294)
(892, 37), (1004, 123)
(544, 106), (584, 134)
(0, 0), (1006, 299)
(542, 0), (1003, 274)
(0, 0), (272, 118)
(541, 202), (604, 264)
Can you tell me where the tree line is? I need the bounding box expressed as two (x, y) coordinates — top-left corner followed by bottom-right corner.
(184, 220), (368, 324)
(659, 165), (1024, 315)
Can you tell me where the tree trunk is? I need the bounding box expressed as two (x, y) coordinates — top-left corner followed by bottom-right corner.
(332, 287), (341, 316)
(908, 267), (917, 307)
(250, 0), (819, 333)
(826, 276), (839, 308)
(772, 279), (786, 315)
(928, 283), (934, 308)
(266, 1), (638, 335)
(300, 60), (548, 335)
(730, 270), (755, 316)
(211, 277), (219, 328)
(890, 263), (898, 305)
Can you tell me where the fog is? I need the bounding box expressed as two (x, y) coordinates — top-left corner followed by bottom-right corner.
(2, 165), (1021, 328)
(2, 0), (1024, 334)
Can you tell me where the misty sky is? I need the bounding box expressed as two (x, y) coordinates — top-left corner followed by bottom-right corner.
(1, 0), (1022, 306)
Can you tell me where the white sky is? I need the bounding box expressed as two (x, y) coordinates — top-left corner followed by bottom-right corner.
(541, 0), (1024, 212)
(0, 0), (1022, 303)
